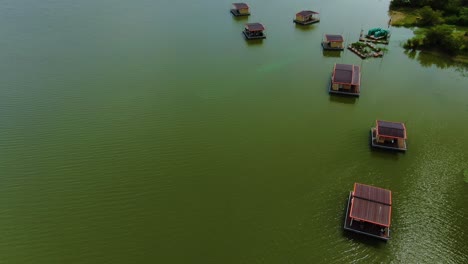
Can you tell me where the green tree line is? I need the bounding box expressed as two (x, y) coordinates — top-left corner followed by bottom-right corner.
(391, 0), (468, 26)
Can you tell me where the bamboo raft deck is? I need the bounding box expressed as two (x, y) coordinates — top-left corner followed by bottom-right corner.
(371, 128), (407, 152)
(344, 192), (391, 241)
(347, 43), (384, 59)
(359, 36), (389, 45)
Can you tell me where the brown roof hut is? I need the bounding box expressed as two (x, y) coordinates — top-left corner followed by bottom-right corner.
(231, 3), (250, 16)
(344, 183), (392, 241)
(329, 63), (361, 96)
(294, 10), (320, 25)
(322, 34), (344, 50)
(371, 120), (407, 151)
(243, 23), (266, 40)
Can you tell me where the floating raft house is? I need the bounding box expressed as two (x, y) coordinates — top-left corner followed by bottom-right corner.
(293, 10), (320, 25)
(371, 120), (407, 152)
(344, 183), (392, 241)
(231, 3), (250, 16)
(329, 64), (361, 97)
(322, 34), (344, 50)
(243, 23), (266, 40)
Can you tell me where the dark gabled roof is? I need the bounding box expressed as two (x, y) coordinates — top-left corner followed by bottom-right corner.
(233, 3), (249, 9)
(325, 34), (344, 42)
(350, 183), (392, 227)
(296, 10), (319, 16)
(353, 183), (392, 205)
(332, 64), (360, 85)
(377, 120), (406, 139)
(245, 23), (265, 32)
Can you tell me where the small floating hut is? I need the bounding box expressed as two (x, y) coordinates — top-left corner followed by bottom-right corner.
(243, 23), (266, 40)
(371, 120), (407, 152)
(344, 183), (392, 241)
(293, 10), (320, 25)
(231, 3), (250, 16)
(329, 64), (361, 97)
(322, 34), (344, 50)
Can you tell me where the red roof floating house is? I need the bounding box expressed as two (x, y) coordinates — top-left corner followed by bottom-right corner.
(231, 3), (250, 16)
(344, 183), (392, 241)
(294, 10), (320, 25)
(371, 120), (407, 151)
(243, 23), (266, 40)
(322, 34), (344, 50)
(329, 63), (361, 96)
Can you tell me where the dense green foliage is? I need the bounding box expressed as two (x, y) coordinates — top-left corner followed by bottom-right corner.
(404, 25), (467, 55)
(391, 0), (468, 26)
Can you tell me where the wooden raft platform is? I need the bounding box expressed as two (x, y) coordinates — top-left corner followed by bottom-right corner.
(359, 37), (389, 45)
(344, 192), (391, 241)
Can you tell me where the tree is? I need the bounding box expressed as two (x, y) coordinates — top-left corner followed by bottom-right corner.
(419, 6), (444, 26)
(424, 25), (463, 54)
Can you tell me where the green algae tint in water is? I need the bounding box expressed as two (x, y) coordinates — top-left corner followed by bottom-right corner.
(0, 0), (467, 263)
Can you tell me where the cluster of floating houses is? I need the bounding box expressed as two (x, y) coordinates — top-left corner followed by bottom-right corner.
(231, 3), (404, 242)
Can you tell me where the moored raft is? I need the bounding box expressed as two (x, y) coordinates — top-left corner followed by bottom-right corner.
(371, 120), (407, 152)
(293, 10), (320, 25)
(344, 183), (392, 241)
(243, 23), (266, 40)
(329, 63), (361, 97)
(322, 34), (344, 50)
(231, 3), (250, 16)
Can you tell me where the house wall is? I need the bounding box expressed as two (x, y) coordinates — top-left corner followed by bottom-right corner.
(376, 135), (386, 143)
(296, 15), (304, 21)
(330, 41), (343, 48)
(332, 83), (339, 90)
(239, 8), (249, 14)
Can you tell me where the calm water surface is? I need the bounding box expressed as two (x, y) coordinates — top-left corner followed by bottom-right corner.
(0, 0), (467, 263)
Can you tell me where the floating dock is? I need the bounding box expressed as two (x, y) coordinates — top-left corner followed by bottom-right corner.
(371, 120), (407, 152)
(344, 183), (392, 241)
(293, 10), (320, 25)
(329, 64), (360, 97)
(243, 23), (266, 40)
(231, 3), (250, 17)
(322, 34), (344, 51)
(348, 42), (384, 59)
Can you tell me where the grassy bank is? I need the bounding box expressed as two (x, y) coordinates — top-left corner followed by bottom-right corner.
(390, 8), (420, 27)
(389, 6), (468, 63)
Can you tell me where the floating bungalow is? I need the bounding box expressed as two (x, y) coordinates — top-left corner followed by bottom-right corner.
(329, 64), (361, 97)
(371, 120), (407, 152)
(243, 23), (266, 40)
(322, 34), (344, 50)
(231, 3), (250, 16)
(344, 183), (392, 241)
(293, 10), (320, 25)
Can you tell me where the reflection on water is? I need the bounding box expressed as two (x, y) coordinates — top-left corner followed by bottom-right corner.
(233, 15), (249, 22)
(294, 24), (317, 31)
(404, 50), (468, 76)
(328, 95), (357, 104)
(323, 50), (342, 57)
(245, 38), (264, 46)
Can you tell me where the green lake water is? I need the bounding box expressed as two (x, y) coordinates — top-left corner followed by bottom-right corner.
(1, 0), (467, 263)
